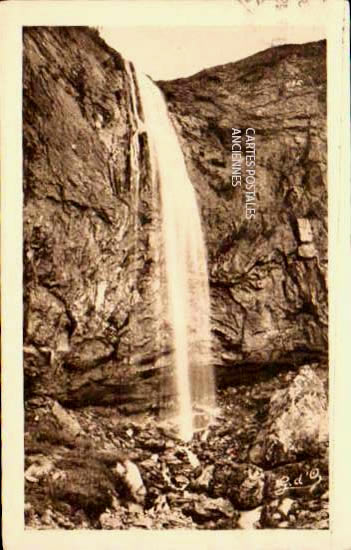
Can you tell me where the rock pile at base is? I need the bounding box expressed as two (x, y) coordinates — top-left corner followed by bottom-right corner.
(25, 365), (329, 530)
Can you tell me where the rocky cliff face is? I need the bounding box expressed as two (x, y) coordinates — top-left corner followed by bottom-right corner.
(23, 27), (327, 409)
(158, 40), (327, 376)
(24, 27), (159, 410)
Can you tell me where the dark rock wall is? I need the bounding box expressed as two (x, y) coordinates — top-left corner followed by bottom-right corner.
(158, 40), (327, 373)
(23, 27), (327, 408)
(23, 27), (159, 408)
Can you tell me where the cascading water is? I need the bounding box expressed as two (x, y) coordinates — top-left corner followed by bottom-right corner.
(127, 62), (216, 441)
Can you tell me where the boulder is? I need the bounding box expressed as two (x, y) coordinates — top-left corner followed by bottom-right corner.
(51, 401), (83, 439)
(114, 460), (146, 504)
(49, 457), (118, 518)
(249, 365), (328, 466)
(190, 464), (215, 493)
(227, 464), (265, 510)
(182, 493), (237, 523)
(211, 462), (265, 510)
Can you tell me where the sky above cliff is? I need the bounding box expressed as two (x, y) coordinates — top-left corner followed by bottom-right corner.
(101, 26), (325, 80)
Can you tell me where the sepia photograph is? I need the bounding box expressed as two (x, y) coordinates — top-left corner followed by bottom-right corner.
(22, 22), (329, 530)
(1, 0), (350, 547)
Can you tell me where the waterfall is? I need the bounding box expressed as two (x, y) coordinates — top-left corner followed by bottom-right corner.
(127, 63), (216, 441)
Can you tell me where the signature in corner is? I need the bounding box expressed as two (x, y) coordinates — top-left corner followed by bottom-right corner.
(274, 467), (323, 497)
